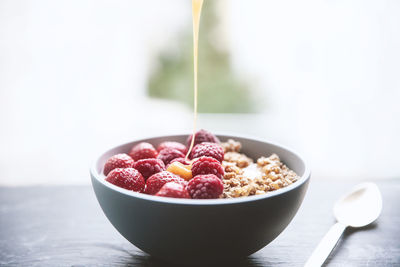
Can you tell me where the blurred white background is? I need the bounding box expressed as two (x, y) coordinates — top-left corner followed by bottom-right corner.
(0, 0), (399, 185)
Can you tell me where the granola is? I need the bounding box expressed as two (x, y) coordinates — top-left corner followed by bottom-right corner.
(221, 140), (299, 198)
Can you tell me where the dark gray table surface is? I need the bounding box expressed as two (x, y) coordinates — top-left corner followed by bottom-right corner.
(0, 179), (399, 267)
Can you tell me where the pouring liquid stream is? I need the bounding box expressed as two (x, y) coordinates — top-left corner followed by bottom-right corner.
(185, 0), (204, 160)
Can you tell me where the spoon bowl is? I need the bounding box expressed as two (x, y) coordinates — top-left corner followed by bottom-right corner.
(334, 182), (382, 228)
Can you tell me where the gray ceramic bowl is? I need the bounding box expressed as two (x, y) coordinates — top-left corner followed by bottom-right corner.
(91, 134), (311, 264)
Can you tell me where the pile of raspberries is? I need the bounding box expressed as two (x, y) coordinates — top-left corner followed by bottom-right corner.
(103, 129), (225, 199)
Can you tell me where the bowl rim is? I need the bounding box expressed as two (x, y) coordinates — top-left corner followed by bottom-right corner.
(90, 133), (311, 206)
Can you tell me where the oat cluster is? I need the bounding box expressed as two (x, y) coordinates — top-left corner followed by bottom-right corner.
(221, 139), (299, 198)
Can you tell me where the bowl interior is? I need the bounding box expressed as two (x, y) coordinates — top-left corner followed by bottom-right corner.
(92, 134), (309, 204)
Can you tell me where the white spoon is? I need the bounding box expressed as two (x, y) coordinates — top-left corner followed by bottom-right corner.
(304, 182), (382, 267)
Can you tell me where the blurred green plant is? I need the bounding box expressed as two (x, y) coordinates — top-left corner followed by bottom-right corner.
(147, 1), (259, 113)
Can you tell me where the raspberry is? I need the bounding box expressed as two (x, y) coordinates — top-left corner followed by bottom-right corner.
(190, 142), (224, 162)
(157, 141), (187, 154)
(144, 171), (187, 195)
(105, 168), (145, 192)
(191, 156), (224, 179)
(186, 129), (220, 147)
(187, 174), (223, 199)
(167, 157), (192, 168)
(133, 158), (165, 180)
(157, 148), (185, 165)
(155, 182), (191, 199)
(103, 153), (134, 176)
(129, 142), (158, 161)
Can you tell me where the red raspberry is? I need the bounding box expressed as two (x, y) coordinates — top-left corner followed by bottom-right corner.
(190, 142), (224, 162)
(157, 141), (187, 154)
(157, 148), (185, 165)
(133, 158), (165, 180)
(166, 157), (191, 168)
(129, 142), (158, 161)
(155, 182), (191, 199)
(191, 156), (224, 179)
(144, 171), (187, 195)
(187, 174), (223, 199)
(103, 153), (134, 176)
(105, 168), (145, 192)
(186, 129), (220, 147)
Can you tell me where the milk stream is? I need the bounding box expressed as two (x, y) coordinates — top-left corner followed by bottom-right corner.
(185, 0), (204, 160)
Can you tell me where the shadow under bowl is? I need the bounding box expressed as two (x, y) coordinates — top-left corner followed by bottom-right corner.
(91, 134), (311, 265)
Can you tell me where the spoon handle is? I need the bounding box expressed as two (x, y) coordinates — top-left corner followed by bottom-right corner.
(304, 222), (347, 267)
